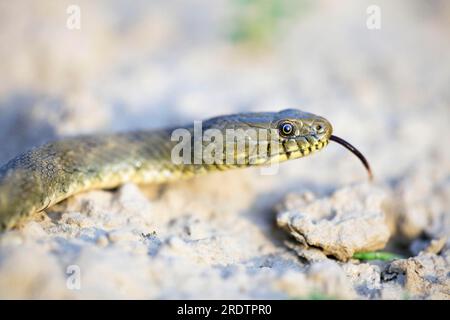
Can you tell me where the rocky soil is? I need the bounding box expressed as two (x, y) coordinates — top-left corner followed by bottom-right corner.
(0, 0), (449, 299)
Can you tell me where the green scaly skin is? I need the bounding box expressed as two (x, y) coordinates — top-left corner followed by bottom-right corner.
(0, 109), (332, 230)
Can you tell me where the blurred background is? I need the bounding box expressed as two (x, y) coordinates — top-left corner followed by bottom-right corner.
(0, 0), (449, 299)
(0, 0), (449, 183)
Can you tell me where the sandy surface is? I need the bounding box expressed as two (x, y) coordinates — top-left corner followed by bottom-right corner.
(0, 0), (449, 299)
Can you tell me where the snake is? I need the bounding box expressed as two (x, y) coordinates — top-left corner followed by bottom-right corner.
(0, 109), (372, 230)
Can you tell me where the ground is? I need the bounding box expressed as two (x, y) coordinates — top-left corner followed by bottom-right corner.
(0, 0), (449, 299)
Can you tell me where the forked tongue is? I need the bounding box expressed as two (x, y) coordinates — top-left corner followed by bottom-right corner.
(329, 135), (373, 180)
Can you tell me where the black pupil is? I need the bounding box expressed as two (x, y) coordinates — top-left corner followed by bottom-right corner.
(282, 123), (293, 135)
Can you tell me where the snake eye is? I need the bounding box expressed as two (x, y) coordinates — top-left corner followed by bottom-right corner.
(278, 122), (295, 137)
(315, 124), (324, 133)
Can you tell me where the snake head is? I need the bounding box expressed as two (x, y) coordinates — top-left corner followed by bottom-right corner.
(270, 109), (372, 179)
(269, 109), (333, 159)
(199, 108), (371, 179)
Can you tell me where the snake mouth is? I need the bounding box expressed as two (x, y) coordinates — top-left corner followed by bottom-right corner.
(329, 135), (373, 180)
(277, 135), (329, 161)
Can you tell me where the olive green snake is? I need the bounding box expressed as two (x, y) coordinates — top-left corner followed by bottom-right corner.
(0, 109), (371, 230)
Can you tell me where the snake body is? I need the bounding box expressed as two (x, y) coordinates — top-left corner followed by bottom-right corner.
(0, 109), (369, 230)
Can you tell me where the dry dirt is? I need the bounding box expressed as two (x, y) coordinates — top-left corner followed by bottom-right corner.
(0, 0), (449, 299)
